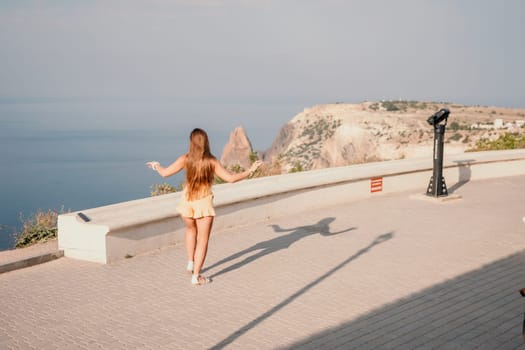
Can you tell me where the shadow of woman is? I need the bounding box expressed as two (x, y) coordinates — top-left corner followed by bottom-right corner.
(204, 217), (357, 278)
(209, 231), (393, 350)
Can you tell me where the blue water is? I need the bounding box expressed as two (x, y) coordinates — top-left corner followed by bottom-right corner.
(0, 100), (294, 250)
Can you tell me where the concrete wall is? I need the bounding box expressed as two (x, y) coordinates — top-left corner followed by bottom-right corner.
(58, 149), (525, 263)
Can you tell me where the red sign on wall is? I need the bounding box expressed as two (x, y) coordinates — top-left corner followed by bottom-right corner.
(370, 177), (383, 193)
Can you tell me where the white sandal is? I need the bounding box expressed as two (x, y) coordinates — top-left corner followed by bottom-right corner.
(191, 274), (211, 286)
(186, 261), (194, 274)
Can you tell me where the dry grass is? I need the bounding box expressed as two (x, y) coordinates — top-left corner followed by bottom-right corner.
(15, 208), (67, 248)
(150, 183), (179, 196)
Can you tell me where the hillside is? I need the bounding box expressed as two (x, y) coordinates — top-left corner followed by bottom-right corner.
(261, 101), (525, 172)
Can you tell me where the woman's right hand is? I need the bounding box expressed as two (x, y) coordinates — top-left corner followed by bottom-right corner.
(146, 161), (160, 171)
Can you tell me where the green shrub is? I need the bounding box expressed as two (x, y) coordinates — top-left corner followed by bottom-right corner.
(381, 101), (400, 111)
(448, 133), (462, 142)
(15, 208), (66, 248)
(449, 121), (460, 131)
(289, 161), (304, 173)
(467, 133), (525, 151)
(150, 183), (178, 196)
(249, 151), (259, 164)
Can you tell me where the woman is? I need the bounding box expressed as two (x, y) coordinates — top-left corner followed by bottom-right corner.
(147, 128), (262, 286)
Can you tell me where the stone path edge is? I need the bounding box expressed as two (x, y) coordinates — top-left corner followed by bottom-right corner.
(0, 240), (63, 274)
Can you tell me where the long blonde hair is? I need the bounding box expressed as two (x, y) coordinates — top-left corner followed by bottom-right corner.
(185, 128), (216, 200)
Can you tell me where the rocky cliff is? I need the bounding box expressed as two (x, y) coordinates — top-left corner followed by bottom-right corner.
(219, 101), (525, 173)
(220, 126), (253, 169)
(262, 101), (525, 172)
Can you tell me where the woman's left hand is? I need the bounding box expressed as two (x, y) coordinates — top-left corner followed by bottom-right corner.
(249, 160), (263, 174)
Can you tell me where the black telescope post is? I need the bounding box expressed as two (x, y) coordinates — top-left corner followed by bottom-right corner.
(426, 108), (450, 197)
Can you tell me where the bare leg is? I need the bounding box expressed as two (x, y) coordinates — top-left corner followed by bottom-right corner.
(182, 216), (197, 264)
(193, 216), (214, 277)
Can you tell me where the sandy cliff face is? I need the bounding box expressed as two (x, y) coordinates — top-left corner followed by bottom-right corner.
(263, 103), (425, 171)
(220, 126), (253, 169)
(262, 102), (525, 172)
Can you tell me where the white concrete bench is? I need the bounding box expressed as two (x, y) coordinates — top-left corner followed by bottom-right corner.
(58, 149), (525, 263)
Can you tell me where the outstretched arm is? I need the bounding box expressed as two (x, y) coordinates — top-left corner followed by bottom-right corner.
(146, 155), (186, 178)
(270, 224), (292, 233)
(320, 226), (357, 236)
(213, 159), (262, 183)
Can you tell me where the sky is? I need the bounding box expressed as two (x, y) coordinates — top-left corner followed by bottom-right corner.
(0, 0), (524, 146)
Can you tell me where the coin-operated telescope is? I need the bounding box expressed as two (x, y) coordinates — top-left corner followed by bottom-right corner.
(426, 108), (450, 197)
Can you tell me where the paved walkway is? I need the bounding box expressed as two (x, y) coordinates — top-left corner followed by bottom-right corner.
(1, 175), (525, 350)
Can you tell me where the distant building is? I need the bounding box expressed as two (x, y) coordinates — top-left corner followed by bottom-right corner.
(494, 119), (504, 128)
(471, 123), (493, 130)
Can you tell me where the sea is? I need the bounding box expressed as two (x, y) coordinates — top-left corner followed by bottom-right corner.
(0, 99), (298, 251)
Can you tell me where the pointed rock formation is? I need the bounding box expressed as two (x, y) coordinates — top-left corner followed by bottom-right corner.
(220, 126), (253, 169)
